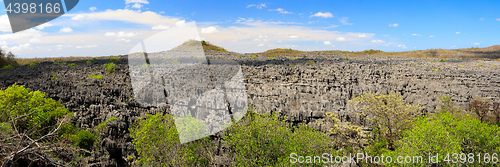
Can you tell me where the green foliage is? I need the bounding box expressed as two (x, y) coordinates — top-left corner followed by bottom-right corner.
(67, 63), (78, 67)
(171, 59), (180, 64)
(324, 112), (363, 150)
(53, 61), (65, 65)
(469, 98), (500, 125)
(363, 49), (383, 54)
(268, 56), (277, 60)
(224, 112), (335, 166)
(86, 61), (92, 65)
(74, 130), (96, 150)
(110, 58), (121, 62)
(288, 64), (294, 67)
(0, 84), (71, 138)
(92, 58), (98, 62)
(130, 113), (194, 166)
(29, 61), (38, 67)
(50, 74), (57, 80)
(0, 49), (19, 68)
(2, 65), (14, 69)
(306, 60), (315, 64)
(174, 114), (208, 143)
(440, 59), (446, 62)
(251, 55), (258, 59)
(141, 64), (151, 68)
(431, 68), (440, 71)
(89, 73), (103, 79)
(104, 63), (116, 73)
(350, 92), (422, 151)
(387, 111), (500, 166)
(96, 117), (117, 132)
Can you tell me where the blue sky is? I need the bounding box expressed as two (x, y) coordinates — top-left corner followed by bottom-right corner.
(0, 0), (499, 58)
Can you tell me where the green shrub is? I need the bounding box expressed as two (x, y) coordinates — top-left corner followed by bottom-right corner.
(0, 84), (71, 138)
(251, 55), (258, 59)
(110, 58), (121, 62)
(224, 112), (335, 166)
(440, 59), (446, 62)
(268, 56), (277, 60)
(2, 65), (14, 69)
(29, 61), (38, 67)
(96, 117), (117, 132)
(89, 73), (103, 79)
(104, 63), (116, 73)
(74, 130), (96, 150)
(0, 50), (19, 68)
(350, 93), (422, 151)
(50, 74), (57, 80)
(171, 59), (180, 64)
(130, 113), (194, 166)
(141, 64), (151, 68)
(68, 63), (78, 67)
(86, 61), (92, 65)
(92, 58), (98, 62)
(386, 112), (500, 166)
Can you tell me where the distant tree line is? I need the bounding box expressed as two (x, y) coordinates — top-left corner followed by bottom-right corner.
(0, 49), (19, 68)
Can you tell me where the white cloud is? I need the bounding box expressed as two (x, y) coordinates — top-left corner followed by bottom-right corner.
(270, 8), (292, 14)
(451, 45), (457, 48)
(388, 23), (398, 27)
(288, 34), (299, 38)
(200, 26), (219, 34)
(336, 37), (345, 41)
(0, 15), (12, 33)
(456, 32), (461, 34)
(35, 22), (53, 30)
(125, 0), (149, 4)
(76, 45), (97, 48)
(65, 9), (179, 26)
(473, 42), (480, 45)
(175, 20), (186, 26)
(60, 27), (73, 33)
(371, 40), (384, 43)
(5, 43), (31, 52)
(151, 24), (170, 30)
(310, 12), (333, 18)
(358, 34), (367, 38)
(0, 29), (44, 40)
(131, 3), (143, 9)
(397, 44), (407, 49)
(115, 38), (131, 42)
(247, 3), (266, 9)
(29, 38), (41, 43)
(258, 44), (264, 47)
(429, 35), (434, 38)
(105, 31), (140, 38)
(339, 17), (353, 25)
(323, 41), (331, 45)
(89, 7), (97, 12)
(497, 18), (500, 21)
(411, 33), (420, 36)
(0, 41), (7, 45)
(71, 15), (85, 20)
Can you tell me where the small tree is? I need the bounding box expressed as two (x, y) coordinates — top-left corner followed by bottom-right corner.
(349, 92), (422, 150)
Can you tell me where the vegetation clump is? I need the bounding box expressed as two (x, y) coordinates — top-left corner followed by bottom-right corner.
(89, 73), (103, 79)
(0, 49), (19, 68)
(104, 63), (116, 73)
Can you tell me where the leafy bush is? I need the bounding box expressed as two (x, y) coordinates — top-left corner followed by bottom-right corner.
(29, 61), (38, 67)
(130, 113), (194, 166)
(431, 68), (440, 71)
(50, 74), (57, 80)
(86, 61), (92, 65)
(2, 65), (14, 69)
(74, 130), (96, 150)
(96, 117), (117, 132)
(251, 55), (258, 59)
(440, 59), (446, 62)
(387, 111), (500, 166)
(268, 56), (277, 60)
(0, 49), (18, 68)
(349, 92), (422, 151)
(68, 63), (78, 66)
(110, 58), (121, 62)
(104, 63), (116, 73)
(224, 112), (335, 166)
(89, 73), (103, 79)
(469, 98), (500, 126)
(0, 84), (71, 137)
(141, 64), (151, 68)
